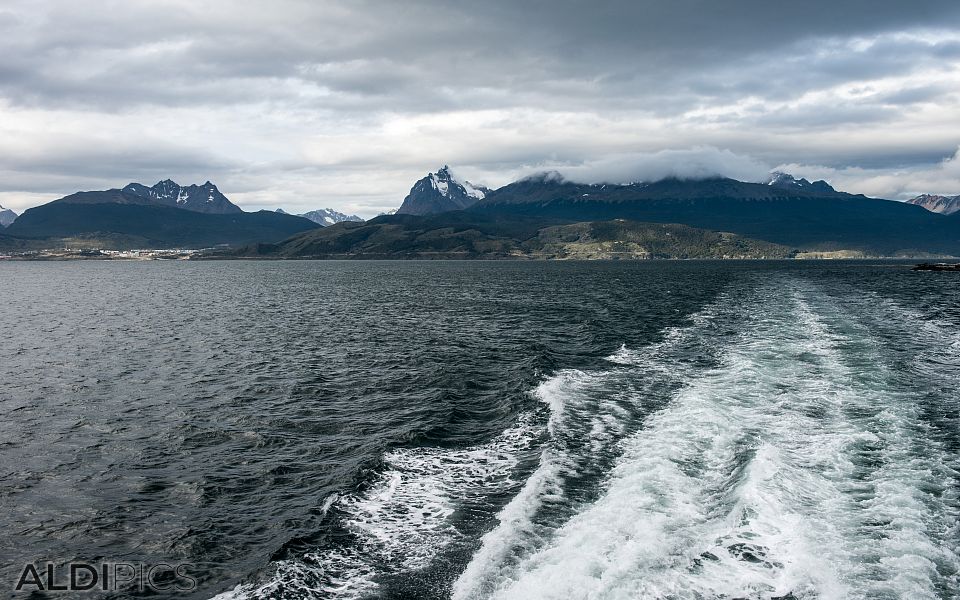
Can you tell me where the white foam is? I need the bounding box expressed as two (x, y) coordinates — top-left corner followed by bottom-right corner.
(604, 343), (635, 365)
(457, 280), (960, 599)
(454, 304), (724, 600)
(218, 277), (960, 599)
(217, 412), (545, 599)
(452, 374), (589, 600)
(452, 298), (736, 600)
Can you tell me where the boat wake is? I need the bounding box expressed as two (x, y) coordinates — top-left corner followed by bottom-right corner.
(454, 278), (960, 600)
(219, 275), (960, 600)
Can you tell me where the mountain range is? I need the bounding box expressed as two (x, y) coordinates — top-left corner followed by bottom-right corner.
(466, 174), (959, 255)
(3, 181), (318, 250)
(3, 168), (959, 258)
(226, 168), (960, 259)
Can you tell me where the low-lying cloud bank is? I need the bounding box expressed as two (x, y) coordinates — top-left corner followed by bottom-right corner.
(467, 145), (960, 201)
(454, 145), (960, 201)
(524, 147), (773, 186)
(778, 146), (960, 199)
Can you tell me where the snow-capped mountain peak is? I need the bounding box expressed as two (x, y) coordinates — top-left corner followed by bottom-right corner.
(397, 165), (491, 215)
(431, 165), (487, 200)
(906, 193), (960, 215)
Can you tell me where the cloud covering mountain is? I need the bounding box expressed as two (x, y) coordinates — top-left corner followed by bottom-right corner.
(0, 0), (958, 215)
(541, 148), (772, 185)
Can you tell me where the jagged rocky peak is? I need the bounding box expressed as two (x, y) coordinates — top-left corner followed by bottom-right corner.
(154, 179), (181, 199)
(299, 208), (364, 226)
(121, 179), (242, 214)
(430, 165), (490, 200)
(397, 165), (491, 215)
(906, 193), (960, 215)
(0, 204), (17, 227)
(766, 172), (836, 194)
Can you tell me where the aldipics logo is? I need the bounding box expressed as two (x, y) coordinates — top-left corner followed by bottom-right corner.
(14, 562), (197, 594)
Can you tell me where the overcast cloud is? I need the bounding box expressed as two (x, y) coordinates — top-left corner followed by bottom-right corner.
(1, 0), (959, 216)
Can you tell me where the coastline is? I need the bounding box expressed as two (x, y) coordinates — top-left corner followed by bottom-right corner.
(2, 251), (955, 262)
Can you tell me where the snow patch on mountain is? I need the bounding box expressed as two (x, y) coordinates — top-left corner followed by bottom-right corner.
(460, 180), (487, 200)
(430, 173), (450, 196)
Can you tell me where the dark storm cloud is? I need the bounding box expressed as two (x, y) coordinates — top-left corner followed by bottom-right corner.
(2, 0), (958, 112)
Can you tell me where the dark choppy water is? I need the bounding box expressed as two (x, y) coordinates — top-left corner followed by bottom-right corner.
(1, 260), (958, 600)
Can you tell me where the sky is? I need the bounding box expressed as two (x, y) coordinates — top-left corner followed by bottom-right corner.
(1, 0), (959, 217)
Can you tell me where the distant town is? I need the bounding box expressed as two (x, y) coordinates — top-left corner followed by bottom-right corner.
(0, 248), (198, 261)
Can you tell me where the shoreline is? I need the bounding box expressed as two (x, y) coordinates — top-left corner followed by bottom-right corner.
(2, 253), (953, 263)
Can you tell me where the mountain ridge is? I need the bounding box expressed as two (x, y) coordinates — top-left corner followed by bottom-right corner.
(7, 170), (960, 256)
(4, 182), (319, 249)
(465, 175), (957, 255)
(119, 179), (242, 214)
(907, 193), (960, 215)
(5, 203), (319, 249)
(765, 172), (838, 195)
